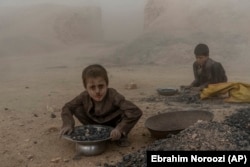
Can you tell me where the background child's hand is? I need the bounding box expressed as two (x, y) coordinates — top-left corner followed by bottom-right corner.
(110, 128), (121, 141)
(60, 126), (73, 137)
(180, 85), (192, 90)
(190, 86), (202, 91)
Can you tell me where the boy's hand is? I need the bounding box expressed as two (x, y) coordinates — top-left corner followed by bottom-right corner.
(180, 85), (191, 91)
(190, 87), (202, 91)
(60, 126), (73, 137)
(110, 128), (121, 141)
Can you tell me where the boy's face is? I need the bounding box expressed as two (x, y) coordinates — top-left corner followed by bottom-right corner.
(85, 77), (108, 102)
(195, 55), (208, 66)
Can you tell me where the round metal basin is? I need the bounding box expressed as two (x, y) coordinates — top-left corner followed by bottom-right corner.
(63, 125), (113, 156)
(75, 139), (109, 156)
(145, 110), (214, 139)
(157, 88), (178, 96)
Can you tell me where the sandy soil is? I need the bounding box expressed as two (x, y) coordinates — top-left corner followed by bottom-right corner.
(1, 2), (250, 167)
(0, 41), (250, 167)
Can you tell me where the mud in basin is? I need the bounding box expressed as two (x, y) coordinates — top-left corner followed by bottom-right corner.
(63, 125), (113, 157)
(66, 125), (113, 141)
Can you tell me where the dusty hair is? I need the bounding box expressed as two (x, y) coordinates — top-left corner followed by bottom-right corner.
(194, 43), (209, 56)
(82, 64), (109, 88)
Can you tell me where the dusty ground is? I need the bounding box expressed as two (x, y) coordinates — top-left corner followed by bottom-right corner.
(0, 42), (250, 167)
(1, 1), (250, 167)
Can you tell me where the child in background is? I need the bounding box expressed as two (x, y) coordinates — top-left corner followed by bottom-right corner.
(183, 43), (227, 91)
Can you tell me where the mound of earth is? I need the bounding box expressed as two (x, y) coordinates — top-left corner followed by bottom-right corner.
(224, 108), (250, 135)
(111, 0), (250, 66)
(104, 108), (250, 167)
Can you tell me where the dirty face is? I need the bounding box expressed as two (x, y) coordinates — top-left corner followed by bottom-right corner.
(86, 77), (108, 102)
(195, 55), (208, 66)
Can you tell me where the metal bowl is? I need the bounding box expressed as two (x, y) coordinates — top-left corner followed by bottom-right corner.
(63, 125), (113, 156)
(73, 138), (111, 156)
(157, 88), (178, 96)
(145, 110), (214, 139)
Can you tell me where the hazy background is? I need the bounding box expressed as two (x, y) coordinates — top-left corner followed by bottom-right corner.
(112, 0), (250, 70)
(0, 0), (145, 41)
(0, 0), (250, 71)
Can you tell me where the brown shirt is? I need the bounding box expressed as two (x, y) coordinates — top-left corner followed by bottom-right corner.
(61, 88), (142, 135)
(191, 58), (227, 89)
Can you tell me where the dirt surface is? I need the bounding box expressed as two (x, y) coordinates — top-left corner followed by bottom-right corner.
(1, 42), (250, 167)
(1, 2), (250, 167)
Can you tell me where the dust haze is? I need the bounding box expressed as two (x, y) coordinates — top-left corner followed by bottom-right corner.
(0, 0), (145, 80)
(0, 1), (249, 96)
(0, 1), (250, 166)
(1, 0), (250, 67)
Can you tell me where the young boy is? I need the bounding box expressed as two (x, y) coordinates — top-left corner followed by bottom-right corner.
(60, 64), (142, 147)
(183, 43), (227, 91)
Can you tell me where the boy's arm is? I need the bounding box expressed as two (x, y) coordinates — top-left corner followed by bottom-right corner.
(199, 63), (227, 90)
(113, 94), (142, 136)
(190, 62), (199, 87)
(211, 63), (227, 83)
(61, 92), (84, 128)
